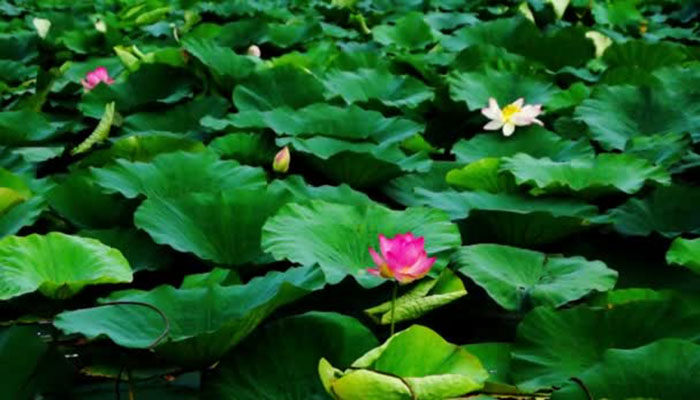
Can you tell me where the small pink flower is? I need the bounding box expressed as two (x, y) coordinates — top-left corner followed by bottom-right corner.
(481, 97), (543, 137)
(272, 146), (290, 173)
(81, 66), (114, 91)
(367, 233), (436, 284)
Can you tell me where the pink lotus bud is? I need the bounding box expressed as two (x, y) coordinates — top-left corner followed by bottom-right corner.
(247, 45), (261, 58)
(273, 146), (290, 173)
(367, 233), (436, 284)
(81, 66), (114, 91)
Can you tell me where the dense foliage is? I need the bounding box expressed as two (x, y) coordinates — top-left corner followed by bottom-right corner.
(1, 0), (700, 398)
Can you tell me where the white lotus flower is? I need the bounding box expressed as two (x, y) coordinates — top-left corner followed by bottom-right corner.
(32, 18), (51, 39)
(481, 97), (543, 137)
(95, 19), (107, 33)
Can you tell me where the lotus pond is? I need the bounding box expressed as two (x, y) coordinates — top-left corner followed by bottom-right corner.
(1, 0), (700, 399)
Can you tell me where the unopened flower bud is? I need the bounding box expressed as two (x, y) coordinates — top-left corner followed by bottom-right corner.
(247, 45), (261, 58)
(33, 18), (51, 39)
(273, 146), (290, 173)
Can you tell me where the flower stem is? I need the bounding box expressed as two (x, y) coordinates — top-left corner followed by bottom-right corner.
(390, 282), (398, 336)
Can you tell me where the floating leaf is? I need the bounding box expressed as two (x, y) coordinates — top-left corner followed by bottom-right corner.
(233, 65), (325, 111)
(54, 265), (324, 366)
(0, 232), (132, 300)
(323, 68), (434, 108)
(454, 244), (617, 311)
(501, 153), (670, 197)
(666, 238), (700, 275)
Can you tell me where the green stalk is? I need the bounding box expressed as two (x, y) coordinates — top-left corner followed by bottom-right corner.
(390, 282), (398, 336)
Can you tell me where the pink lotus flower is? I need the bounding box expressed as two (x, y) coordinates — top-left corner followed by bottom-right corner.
(481, 97), (543, 137)
(81, 67), (114, 91)
(368, 233), (436, 284)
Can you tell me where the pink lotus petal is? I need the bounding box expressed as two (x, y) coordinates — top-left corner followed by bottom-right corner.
(369, 248), (387, 269)
(513, 98), (525, 108)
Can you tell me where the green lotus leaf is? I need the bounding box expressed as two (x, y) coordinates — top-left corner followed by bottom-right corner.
(551, 339), (700, 400)
(135, 186), (291, 266)
(501, 153), (670, 197)
(384, 162), (460, 207)
(451, 44), (535, 73)
(53, 265), (324, 366)
(0, 110), (59, 145)
(454, 244), (617, 311)
(0, 168), (31, 214)
(262, 200), (461, 288)
(365, 268), (467, 325)
(598, 185), (700, 237)
(269, 175), (374, 206)
(575, 84), (700, 150)
(79, 228), (175, 273)
(592, 0), (643, 27)
(446, 158), (516, 193)
(410, 188), (598, 245)
(279, 136), (432, 188)
(208, 132), (277, 166)
(462, 343), (513, 386)
(323, 68), (434, 108)
(77, 134), (206, 168)
(79, 64), (198, 118)
(181, 37), (257, 89)
(448, 69), (557, 111)
(233, 65), (325, 111)
(0, 232), (132, 300)
(603, 40), (688, 72)
(203, 312), (378, 399)
(122, 96), (228, 135)
(262, 20), (322, 48)
(442, 17), (528, 52)
(451, 127), (594, 163)
(511, 295), (700, 391)
(219, 104), (423, 144)
(92, 150), (266, 199)
(320, 325), (488, 400)
(47, 171), (133, 229)
(626, 133), (691, 167)
(666, 238), (700, 275)
(547, 82), (591, 112)
(372, 12), (437, 50)
(180, 268), (240, 289)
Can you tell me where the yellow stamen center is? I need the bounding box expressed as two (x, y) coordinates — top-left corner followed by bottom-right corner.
(501, 103), (521, 123)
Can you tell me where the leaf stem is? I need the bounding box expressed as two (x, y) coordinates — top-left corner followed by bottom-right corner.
(390, 282), (398, 336)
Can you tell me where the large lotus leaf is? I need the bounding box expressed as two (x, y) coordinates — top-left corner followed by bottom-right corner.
(47, 171), (133, 229)
(78, 134), (206, 168)
(454, 244), (617, 311)
(442, 17), (528, 52)
(666, 238), (700, 275)
(575, 85), (700, 150)
(261, 200), (460, 288)
(262, 20), (322, 48)
(79, 64), (197, 118)
(135, 186), (291, 266)
(598, 185), (700, 237)
(279, 136), (432, 188)
(269, 175), (374, 207)
(459, 128), (591, 163)
(79, 228), (175, 273)
(208, 132), (277, 166)
(462, 343), (513, 386)
(365, 269), (467, 325)
(203, 312), (378, 399)
(0, 232), (132, 300)
(446, 158), (516, 193)
(592, 0), (643, 27)
(233, 65), (325, 112)
(602, 40), (688, 71)
(122, 96), (228, 135)
(0, 168), (31, 214)
(323, 68), (434, 108)
(384, 162), (459, 207)
(372, 12), (437, 50)
(0, 110), (59, 145)
(181, 37), (257, 89)
(626, 132), (691, 167)
(501, 153), (670, 197)
(54, 265), (324, 366)
(218, 104), (423, 144)
(410, 188), (598, 245)
(511, 296), (700, 391)
(551, 339), (700, 400)
(320, 325), (488, 400)
(92, 150), (266, 199)
(448, 69), (557, 111)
